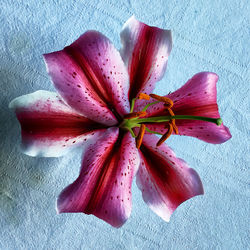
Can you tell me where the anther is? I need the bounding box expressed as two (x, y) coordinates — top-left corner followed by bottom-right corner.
(157, 123), (173, 146)
(124, 111), (147, 119)
(149, 94), (173, 108)
(164, 103), (172, 108)
(166, 108), (178, 134)
(136, 124), (146, 149)
(172, 123), (178, 134)
(167, 108), (174, 116)
(138, 93), (151, 100)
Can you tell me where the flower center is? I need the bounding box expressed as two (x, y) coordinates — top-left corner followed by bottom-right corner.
(119, 93), (222, 149)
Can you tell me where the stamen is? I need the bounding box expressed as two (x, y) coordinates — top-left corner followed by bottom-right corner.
(149, 94), (173, 108)
(166, 108), (178, 134)
(164, 103), (172, 108)
(124, 111), (147, 119)
(128, 128), (136, 138)
(138, 93), (151, 100)
(167, 107), (174, 116)
(157, 123), (173, 146)
(130, 97), (137, 112)
(172, 123), (178, 135)
(142, 101), (160, 112)
(136, 124), (146, 149)
(124, 92), (221, 147)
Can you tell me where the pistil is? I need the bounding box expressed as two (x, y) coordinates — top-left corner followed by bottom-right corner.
(137, 115), (222, 125)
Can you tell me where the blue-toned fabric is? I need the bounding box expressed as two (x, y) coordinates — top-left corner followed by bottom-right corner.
(0, 0), (249, 249)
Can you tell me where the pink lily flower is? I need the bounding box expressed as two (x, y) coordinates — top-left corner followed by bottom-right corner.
(9, 16), (231, 227)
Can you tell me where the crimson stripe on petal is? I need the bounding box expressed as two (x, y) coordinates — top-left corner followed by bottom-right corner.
(57, 129), (140, 228)
(137, 134), (203, 222)
(120, 16), (172, 100)
(9, 91), (105, 157)
(44, 31), (130, 125)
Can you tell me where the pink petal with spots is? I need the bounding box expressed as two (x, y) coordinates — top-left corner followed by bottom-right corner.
(9, 91), (106, 157)
(141, 72), (232, 143)
(137, 134), (204, 222)
(44, 31), (130, 126)
(57, 129), (140, 228)
(120, 16), (172, 100)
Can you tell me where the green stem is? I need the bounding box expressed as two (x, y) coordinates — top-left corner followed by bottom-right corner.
(128, 127), (136, 137)
(145, 127), (163, 135)
(137, 115), (222, 126)
(142, 101), (160, 112)
(130, 98), (137, 113)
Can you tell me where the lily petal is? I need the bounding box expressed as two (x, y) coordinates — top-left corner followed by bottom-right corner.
(9, 90), (105, 157)
(142, 72), (232, 143)
(57, 128), (140, 228)
(120, 16), (172, 100)
(44, 31), (130, 126)
(137, 134), (204, 222)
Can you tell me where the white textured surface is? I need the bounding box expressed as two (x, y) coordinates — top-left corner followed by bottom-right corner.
(0, 0), (249, 249)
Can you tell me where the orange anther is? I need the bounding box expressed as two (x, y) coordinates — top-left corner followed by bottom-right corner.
(138, 111), (147, 117)
(124, 111), (147, 119)
(138, 93), (151, 100)
(164, 103), (172, 108)
(136, 124), (146, 149)
(157, 123), (173, 146)
(166, 108), (175, 116)
(149, 94), (173, 108)
(166, 108), (178, 134)
(172, 123), (178, 134)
